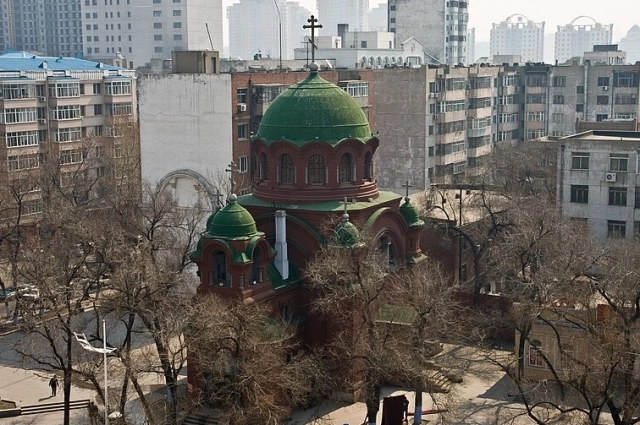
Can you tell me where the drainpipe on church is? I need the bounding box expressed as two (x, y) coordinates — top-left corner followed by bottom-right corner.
(275, 210), (289, 279)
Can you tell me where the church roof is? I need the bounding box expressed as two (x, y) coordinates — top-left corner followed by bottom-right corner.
(207, 194), (259, 239)
(399, 198), (424, 228)
(255, 65), (372, 146)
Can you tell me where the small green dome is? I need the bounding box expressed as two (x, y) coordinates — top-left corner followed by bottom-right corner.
(333, 214), (363, 247)
(256, 68), (372, 146)
(400, 198), (424, 228)
(208, 194), (258, 239)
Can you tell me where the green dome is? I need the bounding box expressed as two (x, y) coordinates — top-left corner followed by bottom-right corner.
(208, 194), (258, 239)
(400, 198), (424, 228)
(333, 214), (363, 247)
(256, 69), (372, 146)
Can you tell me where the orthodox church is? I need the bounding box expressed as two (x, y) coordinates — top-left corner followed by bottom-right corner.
(189, 63), (425, 389)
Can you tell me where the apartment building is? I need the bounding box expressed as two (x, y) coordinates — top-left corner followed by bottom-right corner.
(228, 0), (311, 61)
(317, 0), (369, 36)
(490, 15), (545, 63)
(555, 17), (613, 64)
(372, 64), (505, 192)
(82, 0), (223, 69)
(0, 51), (137, 219)
(558, 130), (640, 240)
(523, 61), (640, 140)
(0, 0), (84, 57)
(388, 0), (469, 66)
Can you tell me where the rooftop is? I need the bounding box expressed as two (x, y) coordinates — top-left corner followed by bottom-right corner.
(560, 130), (640, 142)
(0, 50), (127, 72)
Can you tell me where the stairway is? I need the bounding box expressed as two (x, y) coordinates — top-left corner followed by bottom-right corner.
(21, 399), (90, 416)
(181, 413), (220, 425)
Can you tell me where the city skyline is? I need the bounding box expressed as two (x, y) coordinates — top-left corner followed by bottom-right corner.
(221, 0), (637, 46)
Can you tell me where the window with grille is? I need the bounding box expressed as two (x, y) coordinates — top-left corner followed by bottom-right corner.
(278, 154), (294, 184)
(338, 153), (353, 183)
(307, 154), (326, 185)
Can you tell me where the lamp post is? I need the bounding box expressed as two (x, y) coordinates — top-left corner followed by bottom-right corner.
(74, 319), (117, 425)
(273, 0), (282, 70)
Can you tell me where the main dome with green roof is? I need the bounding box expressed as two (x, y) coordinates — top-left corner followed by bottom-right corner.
(255, 65), (373, 146)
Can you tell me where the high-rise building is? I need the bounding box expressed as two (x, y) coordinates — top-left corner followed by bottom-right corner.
(228, 0), (310, 61)
(467, 28), (475, 64)
(317, 0), (369, 36)
(490, 14), (545, 63)
(0, 0), (84, 58)
(555, 17), (613, 64)
(368, 3), (388, 32)
(619, 25), (640, 64)
(388, 0), (469, 66)
(82, 0), (223, 69)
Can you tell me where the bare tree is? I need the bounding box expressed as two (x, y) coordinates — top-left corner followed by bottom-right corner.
(187, 295), (326, 425)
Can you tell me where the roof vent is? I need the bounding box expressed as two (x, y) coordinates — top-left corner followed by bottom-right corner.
(39, 61), (48, 69)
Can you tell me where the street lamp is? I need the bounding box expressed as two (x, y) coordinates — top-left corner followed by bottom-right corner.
(273, 0), (282, 70)
(74, 319), (117, 425)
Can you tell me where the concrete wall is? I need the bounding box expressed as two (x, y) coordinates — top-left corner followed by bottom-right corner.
(138, 73), (232, 207)
(372, 68), (427, 193)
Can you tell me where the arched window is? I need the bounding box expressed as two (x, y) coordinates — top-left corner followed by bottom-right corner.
(528, 340), (544, 367)
(278, 153), (295, 184)
(379, 236), (398, 269)
(338, 153), (353, 183)
(307, 154), (326, 185)
(364, 152), (373, 180)
(251, 248), (264, 284)
(210, 250), (229, 287)
(259, 153), (269, 180)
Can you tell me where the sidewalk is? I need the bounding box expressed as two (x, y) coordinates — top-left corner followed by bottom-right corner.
(0, 365), (97, 424)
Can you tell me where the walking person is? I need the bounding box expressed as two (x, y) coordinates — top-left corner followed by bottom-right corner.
(49, 375), (58, 396)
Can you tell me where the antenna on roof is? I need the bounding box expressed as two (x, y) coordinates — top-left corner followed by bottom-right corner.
(205, 23), (214, 51)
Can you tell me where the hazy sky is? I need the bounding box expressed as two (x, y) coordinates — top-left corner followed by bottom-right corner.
(222, 0), (638, 43)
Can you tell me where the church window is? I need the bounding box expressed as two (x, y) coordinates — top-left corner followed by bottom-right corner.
(338, 153), (353, 183)
(379, 236), (398, 269)
(251, 248), (264, 284)
(364, 152), (373, 180)
(259, 153), (269, 180)
(307, 154), (326, 185)
(210, 251), (229, 287)
(278, 153), (295, 184)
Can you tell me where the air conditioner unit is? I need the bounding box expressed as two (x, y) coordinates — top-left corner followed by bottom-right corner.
(38, 118), (47, 124)
(605, 172), (617, 183)
(237, 103), (247, 112)
(38, 96), (46, 102)
(603, 86), (609, 91)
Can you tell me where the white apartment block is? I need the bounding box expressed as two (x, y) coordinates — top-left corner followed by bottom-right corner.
(81, 0), (223, 69)
(228, 0), (311, 61)
(555, 17), (613, 64)
(619, 25), (640, 65)
(558, 131), (640, 240)
(0, 51), (137, 215)
(317, 0), (369, 36)
(388, 0), (469, 66)
(490, 14), (544, 63)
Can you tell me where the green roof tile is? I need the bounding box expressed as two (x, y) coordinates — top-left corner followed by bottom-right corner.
(255, 70), (372, 146)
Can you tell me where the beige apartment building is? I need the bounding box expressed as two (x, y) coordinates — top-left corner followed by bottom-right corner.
(0, 51), (137, 221)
